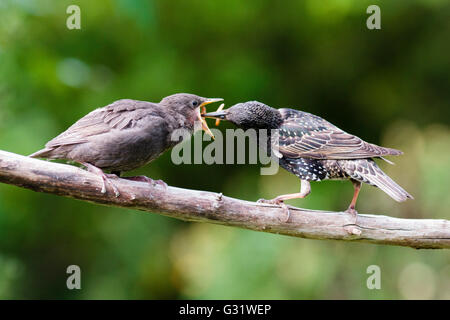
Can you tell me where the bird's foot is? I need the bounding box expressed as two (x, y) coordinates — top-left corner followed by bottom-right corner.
(278, 201), (291, 223)
(257, 198), (273, 204)
(345, 207), (358, 215)
(124, 176), (168, 189)
(345, 206), (359, 225)
(102, 175), (120, 198)
(257, 198), (291, 222)
(82, 163), (120, 197)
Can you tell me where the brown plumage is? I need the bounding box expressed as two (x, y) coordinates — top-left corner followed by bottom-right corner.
(30, 93), (222, 196)
(204, 101), (413, 217)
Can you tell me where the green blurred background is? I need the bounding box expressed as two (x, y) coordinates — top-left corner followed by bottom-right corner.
(0, 0), (449, 299)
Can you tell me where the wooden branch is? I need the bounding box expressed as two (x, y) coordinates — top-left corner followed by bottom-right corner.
(0, 150), (449, 249)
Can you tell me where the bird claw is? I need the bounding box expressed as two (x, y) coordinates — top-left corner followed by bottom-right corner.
(124, 176), (167, 189)
(257, 198), (276, 204)
(345, 207), (358, 225)
(345, 207), (358, 215)
(257, 198), (291, 222)
(102, 176), (120, 197)
(278, 202), (291, 223)
(111, 184), (120, 198)
(82, 162), (120, 197)
(154, 179), (168, 189)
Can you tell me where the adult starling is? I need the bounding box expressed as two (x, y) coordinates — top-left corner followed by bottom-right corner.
(204, 101), (413, 216)
(30, 93), (222, 196)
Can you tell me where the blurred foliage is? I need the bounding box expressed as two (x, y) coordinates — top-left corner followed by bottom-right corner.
(0, 0), (449, 299)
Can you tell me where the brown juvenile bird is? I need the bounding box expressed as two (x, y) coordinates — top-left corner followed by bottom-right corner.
(30, 93), (222, 196)
(204, 101), (413, 216)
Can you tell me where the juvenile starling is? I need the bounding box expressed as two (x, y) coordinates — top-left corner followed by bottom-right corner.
(30, 93), (222, 196)
(204, 101), (413, 216)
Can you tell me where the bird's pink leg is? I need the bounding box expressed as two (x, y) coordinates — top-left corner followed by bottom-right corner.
(123, 176), (167, 189)
(81, 162), (120, 197)
(258, 180), (311, 222)
(345, 179), (361, 215)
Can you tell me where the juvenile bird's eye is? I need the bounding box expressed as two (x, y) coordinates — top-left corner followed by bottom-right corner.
(192, 101), (198, 107)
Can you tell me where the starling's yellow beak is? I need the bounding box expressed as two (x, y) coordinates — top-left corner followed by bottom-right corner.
(198, 98), (223, 139)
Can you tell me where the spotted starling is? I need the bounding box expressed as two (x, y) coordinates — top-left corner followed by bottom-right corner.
(30, 93), (222, 196)
(204, 101), (413, 216)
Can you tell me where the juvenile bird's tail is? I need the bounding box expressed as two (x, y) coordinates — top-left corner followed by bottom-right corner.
(343, 159), (413, 202)
(29, 148), (54, 159)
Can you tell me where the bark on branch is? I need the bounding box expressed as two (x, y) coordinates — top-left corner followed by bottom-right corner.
(0, 150), (449, 249)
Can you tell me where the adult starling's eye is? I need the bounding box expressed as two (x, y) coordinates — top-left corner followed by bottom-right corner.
(192, 101), (198, 107)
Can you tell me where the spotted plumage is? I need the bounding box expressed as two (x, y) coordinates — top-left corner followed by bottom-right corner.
(203, 101), (413, 216)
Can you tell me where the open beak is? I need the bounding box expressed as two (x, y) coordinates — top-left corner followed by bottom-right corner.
(198, 98), (223, 139)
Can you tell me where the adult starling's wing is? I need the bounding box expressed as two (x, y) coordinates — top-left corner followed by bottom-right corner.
(45, 99), (163, 148)
(271, 108), (402, 160)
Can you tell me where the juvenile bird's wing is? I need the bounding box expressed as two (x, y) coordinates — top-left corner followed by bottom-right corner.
(45, 99), (163, 148)
(272, 108), (402, 160)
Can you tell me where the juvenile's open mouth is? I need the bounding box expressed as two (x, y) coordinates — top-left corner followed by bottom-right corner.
(198, 98), (223, 139)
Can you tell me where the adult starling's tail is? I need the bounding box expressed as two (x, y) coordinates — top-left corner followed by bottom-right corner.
(342, 159), (414, 202)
